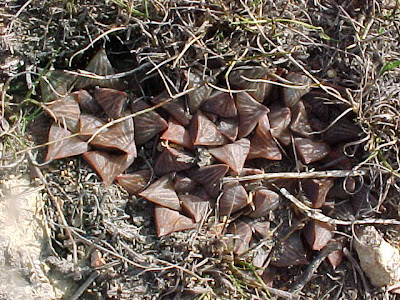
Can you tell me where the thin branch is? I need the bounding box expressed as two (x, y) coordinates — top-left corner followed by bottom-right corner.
(275, 185), (400, 226)
(222, 170), (367, 184)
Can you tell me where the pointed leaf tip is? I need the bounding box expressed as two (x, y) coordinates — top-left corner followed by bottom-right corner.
(208, 138), (250, 174)
(139, 175), (181, 211)
(155, 206), (195, 237)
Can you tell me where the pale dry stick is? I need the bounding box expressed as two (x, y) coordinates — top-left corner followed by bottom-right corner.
(76, 223), (207, 282)
(241, 76), (316, 90)
(206, 83), (245, 94)
(65, 61), (154, 80)
(8, 0), (34, 31)
(69, 27), (128, 67)
(276, 185), (400, 226)
(224, 47), (250, 98)
(147, 56), (178, 97)
(145, 56), (177, 76)
(40, 74), (71, 99)
(138, 257), (209, 282)
(14, 131), (83, 156)
(222, 169), (367, 184)
(1, 71), (37, 120)
(70, 228), (150, 270)
(29, 157), (79, 265)
(172, 34), (205, 69)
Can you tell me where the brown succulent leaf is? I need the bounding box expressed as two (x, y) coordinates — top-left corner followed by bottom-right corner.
(45, 94), (81, 133)
(187, 164), (229, 198)
(257, 111), (271, 133)
(350, 184), (378, 215)
(227, 219), (253, 255)
(94, 87), (127, 119)
(180, 194), (211, 223)
(72, 89), (101, 115)
(203, 112), (218, 123)
(201, 91), (237, 117)
(189, 111), (228, 146)
(78, 114), (106, 141)
(269, 106), (291, 138)
(83, 150), (135, 186)
(90, 116), (136, 156)
(302, 91), (330, 121)
(184, 70), (213, 113)
(294, 137), (330, 164)
(252, 248), (269, 270)
(235, 91), (269, 138)
(154, 147), (196, 176)
(290, 101), (313, 137)
(250, 220), (271, 239)
(327, 242), (344, 269)
(271, 232), (308, 267)
(192, 187), (212, 201)
(131, 99), (168, 145)
(139, 175), (181, 211)
(329, 177), (356, 200)
(116, 170), (152, 195)
(261, 267), (276, 287)
(303, 178), (334, 208)
(322, 118), (362, 144)
(174, 174), (197, 194)
(248, 188), (280, 218)
(303, 220), (335, 251)
(248, 115), (282, 160)
(228, 66), (274, 103)
(75, 49), (125, 89)
(208, 138), (250, 174)
(283, 72), (313, 107)
(321, 144), (352, 170)
(154, 205), (196, 237)
(219, 182), (249, 216)
(40, 69), (77, 103)
(216, 118), (238, 142)
(46, 123), (88, 161)
(161, 118), (193, 149)
(151, 92), (191, 126)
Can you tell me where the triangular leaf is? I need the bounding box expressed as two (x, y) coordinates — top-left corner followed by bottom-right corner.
(131, 99), (168, 145)
(139, 175), (181, 211)
(235, 91), (269, 138)
(219, 182), (248, 216)
(154, 147), (196, 176)
(46, 123), (88, 161)
(83, 150), (135, 186)
(154, 205), (196, 237)
(208, 138), (250, 174)
(187, 164), (229, 198)
(189, 111), (228, 146)
(94, 87), (127, 119)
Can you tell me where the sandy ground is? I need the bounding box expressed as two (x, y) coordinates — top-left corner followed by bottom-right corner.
(0, 176), (65, 299)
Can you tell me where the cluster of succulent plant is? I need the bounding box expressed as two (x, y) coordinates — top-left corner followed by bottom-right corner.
(41, 48), (361, 271)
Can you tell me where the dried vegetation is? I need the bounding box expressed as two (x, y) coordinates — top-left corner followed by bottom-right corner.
(2, 0), (400, 299)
